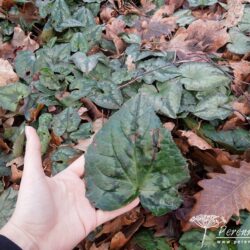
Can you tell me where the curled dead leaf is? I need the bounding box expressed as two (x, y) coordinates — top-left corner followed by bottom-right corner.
(179, 130), (212, 150)
(74, 118), (107, 152)
(11, 26), (39, 52)
(0, 59), (19, 86)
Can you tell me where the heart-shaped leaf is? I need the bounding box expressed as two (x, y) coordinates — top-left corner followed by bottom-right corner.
(85, 94), (189, 215)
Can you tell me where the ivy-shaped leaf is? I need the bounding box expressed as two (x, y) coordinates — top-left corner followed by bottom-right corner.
(0, 83), (30, 112)
(202, 125), (250, 152)
(85, 94), (190, 215)
(72, 52), (101, 74)
(133, 229), (171, 250)
(187, 0), (218, 7)
(52, 107), (81, 136)
(0, 188), (18, 228)
(139, 79), (183, 118)
(179, 229), (228, 250)
(227, 28), (250, 55)
(15, 51), (36, 82)
(193, 92), (232, 120)
(50, 0), (71, 32)
(37, 113), (53, 155)
(179, 62), (231, 91)
(90, 81), (124, 109)
(51, 146), (80, 175)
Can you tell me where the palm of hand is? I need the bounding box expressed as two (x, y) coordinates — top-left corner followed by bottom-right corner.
(4, 127), (139, 250)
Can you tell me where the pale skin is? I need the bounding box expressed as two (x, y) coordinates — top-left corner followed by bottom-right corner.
(0, 126), (139, 250)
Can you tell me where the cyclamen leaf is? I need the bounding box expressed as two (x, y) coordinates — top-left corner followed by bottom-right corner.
(37, 113), (53, 155)
(238, 215), (250, 250)
(139, 79), (183, 118)
(72, 52), (101, 74)
(52, 146), (79, 175)
(202, 125), (250, 152)
(179, 230), (228, 250)
(90, 81), (124, 109)
(187, 0), (218, 7)
(0, 83), (30, 112)
(85, 94), (189, 215)
(193, 93), (232, 120)
(15, 51), (36, 82)
(179, 62), (231, 91)
(133, 230), (171, 250)
(0, 188), (18, 228)
(52, 107), (81, 136)
(227, 28), (250, 55)
(50, 0), (71, 32)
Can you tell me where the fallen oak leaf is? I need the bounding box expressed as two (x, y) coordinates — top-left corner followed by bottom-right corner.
(183, 161), (250, 231)
(165, 20), (229, 59)
(133, 12), (177, 41)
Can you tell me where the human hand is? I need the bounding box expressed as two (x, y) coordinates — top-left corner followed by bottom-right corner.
(0, 126), (139, 250)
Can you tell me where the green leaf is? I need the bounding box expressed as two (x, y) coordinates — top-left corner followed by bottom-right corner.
(137, 59), (179, 84)
(90, 81), (124, 109)
(50, 0), (71, 32)
(179, 62), (231, 91)
(85, 94), (189, 215)
(133, 230), (171, 250)
(70, 123), (93, 140)
(37, 114), (53, 155)
(0, 153), (11, 177)
(72, 7), (96, 27)
(187, 0), (218, 7)
(51, 146), (79, 175)
(238, 215), (250, 250)
(0, 188), (18, 228)
(15, 51), (36, 82)
(193, 92), (232, 120)
(173, 9), (196, 27)
(52, 107), (81, 136)
(180, 229), (229, 250)
(72, 52), (101, 74)
(0, 83), (30, 112)
(121, 33), (141, 44)
(70, 32), (90, 53)
(139, 79), (183, 118)
(238, 5), (250, 33)
(227, 28), (250, 55)
(202, 125), (250, 152)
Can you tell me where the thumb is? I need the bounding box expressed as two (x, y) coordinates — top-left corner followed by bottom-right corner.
(22, 126), (45, 183)
(96, 198), (140, 226)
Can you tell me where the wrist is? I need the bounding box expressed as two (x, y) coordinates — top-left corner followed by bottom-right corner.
(0, 220), (39, 250)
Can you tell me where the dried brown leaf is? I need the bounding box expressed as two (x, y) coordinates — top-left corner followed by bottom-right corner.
(165, 20), (229, 59)
(179, 130), (212, 150)
(224, 0), (244, 28)
(183, 161), (250, 230)
(0, 59), (19, 86)
(11, 26), (39, 52)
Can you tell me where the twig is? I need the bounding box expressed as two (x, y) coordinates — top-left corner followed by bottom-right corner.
(118, 59), (199, 89)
